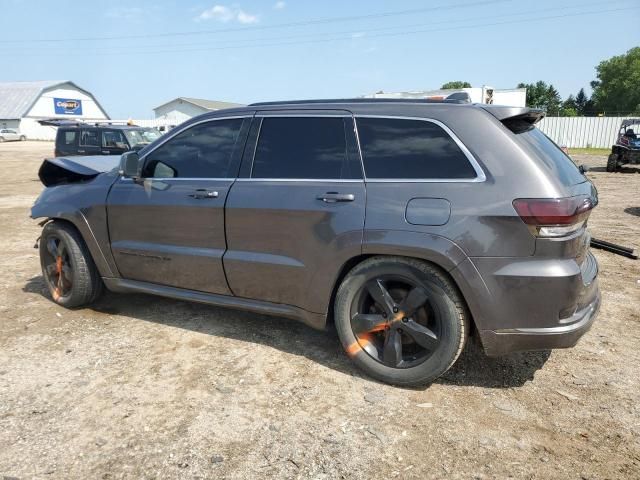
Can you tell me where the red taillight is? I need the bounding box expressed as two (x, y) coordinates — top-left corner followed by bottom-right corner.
(513, 196), (595, 237)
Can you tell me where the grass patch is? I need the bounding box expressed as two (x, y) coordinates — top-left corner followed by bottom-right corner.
(568, 148), (610, 156)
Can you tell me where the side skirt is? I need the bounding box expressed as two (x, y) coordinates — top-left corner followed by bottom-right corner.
(102, 277), (327, 330)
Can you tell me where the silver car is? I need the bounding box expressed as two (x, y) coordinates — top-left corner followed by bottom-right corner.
(0, 128), (26, 142)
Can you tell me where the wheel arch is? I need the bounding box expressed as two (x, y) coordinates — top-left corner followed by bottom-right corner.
(34, 212), (115, 278)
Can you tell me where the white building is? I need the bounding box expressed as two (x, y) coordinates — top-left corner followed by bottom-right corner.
(0, 80), (109, 140)
(364, 86), (527, 107)
(153, 97), (244, 125)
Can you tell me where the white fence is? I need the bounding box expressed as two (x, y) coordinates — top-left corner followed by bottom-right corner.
(537, 116), (634, 149)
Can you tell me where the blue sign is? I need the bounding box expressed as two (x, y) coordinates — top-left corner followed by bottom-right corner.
(53, 98), (83, 115)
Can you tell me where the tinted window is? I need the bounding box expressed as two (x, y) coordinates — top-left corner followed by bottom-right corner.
(102, 130), (127, 148)
(64, 131), (76, 145)
(80, 129), (99, 147)
(142, 119), (243, 178)
(511, 128), (585, 186)
(252, 117), (354, 179)
(356, 118), (477, 179)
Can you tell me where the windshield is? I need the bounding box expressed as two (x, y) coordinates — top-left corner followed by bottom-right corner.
(124, 128), (162, 147)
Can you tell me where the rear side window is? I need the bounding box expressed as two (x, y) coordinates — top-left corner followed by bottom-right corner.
(356, 117), (477, 179)
(251, 117), (357, 179)
(142, 118), (243, 178)
(511, 128), (585, 186)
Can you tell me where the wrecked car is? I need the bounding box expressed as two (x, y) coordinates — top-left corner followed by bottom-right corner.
(31, 99), (601, 386)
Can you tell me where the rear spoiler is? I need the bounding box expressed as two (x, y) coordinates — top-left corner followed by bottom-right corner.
(480, 106), (545, 133)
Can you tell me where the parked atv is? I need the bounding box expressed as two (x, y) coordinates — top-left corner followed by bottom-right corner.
(607, 119), (640, 172)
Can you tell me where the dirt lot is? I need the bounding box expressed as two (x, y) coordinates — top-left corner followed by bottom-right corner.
(1, 141), (638, 479)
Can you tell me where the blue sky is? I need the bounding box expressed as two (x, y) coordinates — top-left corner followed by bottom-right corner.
(0, 0), (638, 118)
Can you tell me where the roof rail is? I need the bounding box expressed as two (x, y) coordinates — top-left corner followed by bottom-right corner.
(248, 98), (469, 107)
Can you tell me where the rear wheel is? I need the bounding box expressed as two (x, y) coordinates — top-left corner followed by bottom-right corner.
(0, 137), (4, 143)
(39, 221), (103, 308)
(334, 256), (468, 386)
(606, 153), (618, 172)
(20, 135), (26, 141)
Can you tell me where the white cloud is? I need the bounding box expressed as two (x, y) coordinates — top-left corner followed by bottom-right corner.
(237, 10), (259, 24)
(274, 1), (286, 9)
(196, 5), (259, 24)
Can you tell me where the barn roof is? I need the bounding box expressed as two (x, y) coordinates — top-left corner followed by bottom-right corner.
(153, 97), (244, 112)
(0, 80), (109, 120)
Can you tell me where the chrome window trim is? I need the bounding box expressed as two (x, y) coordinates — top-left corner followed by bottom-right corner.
(236, 178), (364, 183)
(353, 115), (487, 183)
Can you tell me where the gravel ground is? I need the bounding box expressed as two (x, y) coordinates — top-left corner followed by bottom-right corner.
(0, 142), (639, 479)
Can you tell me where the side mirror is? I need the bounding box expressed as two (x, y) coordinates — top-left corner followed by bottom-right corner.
(579, 164), (589, 174)
(120, 151), (140, 178)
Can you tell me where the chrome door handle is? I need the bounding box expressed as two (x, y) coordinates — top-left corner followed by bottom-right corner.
(189, 189), (219, 199)
(317, 192), (355, 203)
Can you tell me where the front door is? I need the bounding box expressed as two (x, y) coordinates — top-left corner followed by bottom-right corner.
(101, 129), (129, 155)
(107, 116), (250, 294)
(224, 113), (365, 313)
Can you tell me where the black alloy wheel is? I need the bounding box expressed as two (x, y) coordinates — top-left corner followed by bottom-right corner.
(349, 276), (441, 369)
(42, 234), (73, 301)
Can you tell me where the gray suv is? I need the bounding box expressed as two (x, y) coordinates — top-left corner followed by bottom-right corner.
(31, 99), (600, 386)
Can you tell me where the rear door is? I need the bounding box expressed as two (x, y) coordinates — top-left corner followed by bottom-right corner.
(224, 112), (365, 313)
(107, 116), (251, 294)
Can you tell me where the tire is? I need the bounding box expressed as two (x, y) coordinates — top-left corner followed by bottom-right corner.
(20, 136), (26, 141)
(334, 256), (468, 386)
(0, 137), (4, 143)
(39, 221), (103, 308)
(606, 153), (618, 172)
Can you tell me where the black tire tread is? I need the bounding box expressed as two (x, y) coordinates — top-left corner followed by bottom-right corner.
(334, 255), (469, 386)
(606, 153), (618, 172)
(40, 221), (103, 307)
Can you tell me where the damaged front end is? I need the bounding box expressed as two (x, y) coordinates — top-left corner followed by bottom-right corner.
(38, 155), (121, 187)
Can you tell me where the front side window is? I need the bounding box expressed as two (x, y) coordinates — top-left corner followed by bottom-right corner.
(356, 117), (477, 179)
(102, 130), (127, 148)
(142, 118), (243, 178)
(80, 129), (99, 147)
(251, 117), (356, 179)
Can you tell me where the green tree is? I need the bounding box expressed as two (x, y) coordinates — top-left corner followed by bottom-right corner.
(546, 85), (562, 116)
(561, 95), (578, 116)
(441, 81), (472, 89)
(517, 81), (563, 115)
(590, 47), (640, 114)
(575, 88), (589, 114)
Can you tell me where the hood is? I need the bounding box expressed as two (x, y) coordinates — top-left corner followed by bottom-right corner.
(38, 155), (121, 187)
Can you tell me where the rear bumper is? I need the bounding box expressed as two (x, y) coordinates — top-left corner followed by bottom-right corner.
(479, 286), (601, 356)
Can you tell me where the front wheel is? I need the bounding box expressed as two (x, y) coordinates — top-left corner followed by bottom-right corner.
(20, 135), (26, 141)
(39, 221), (103, 308)
(606, 153), (618, 172)
(334, 256), (468, 386)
